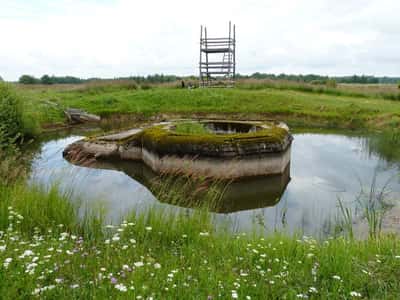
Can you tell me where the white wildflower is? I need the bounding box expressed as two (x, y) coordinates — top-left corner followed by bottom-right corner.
(154, 263), (161, 269)
(350, 291), (362, 297)
(3, 257), (12, 268)
(115, 283), (127, 292)
(134, 261), (144, 267)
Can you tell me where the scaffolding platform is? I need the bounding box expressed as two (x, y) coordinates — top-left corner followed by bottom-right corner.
(199, 22), (236, 87)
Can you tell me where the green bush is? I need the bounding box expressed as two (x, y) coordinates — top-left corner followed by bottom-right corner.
(0, 82), (24, 140)
(326, 79), (338, 88)
(0, 83), (38, 141)
(140, 83), (153, 90)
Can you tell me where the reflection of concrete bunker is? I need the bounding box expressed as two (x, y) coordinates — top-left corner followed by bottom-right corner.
(63, 120), (293, 179)
(71, 159), (291, 214)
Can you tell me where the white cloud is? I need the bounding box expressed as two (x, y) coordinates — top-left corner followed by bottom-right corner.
(0, 0), (399, 80)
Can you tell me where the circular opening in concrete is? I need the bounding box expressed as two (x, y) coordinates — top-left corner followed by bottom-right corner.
(202, 121), (263, 134)
(170, 121), (265, 135)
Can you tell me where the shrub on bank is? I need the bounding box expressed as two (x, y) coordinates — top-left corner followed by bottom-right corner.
(0, 82), (39, 140)
(0, 82), (24, 140)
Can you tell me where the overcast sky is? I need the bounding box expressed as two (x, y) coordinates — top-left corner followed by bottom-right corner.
(0, 0), (399, 81)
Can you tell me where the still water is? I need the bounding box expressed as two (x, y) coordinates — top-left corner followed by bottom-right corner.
(30, 131), (400, 236)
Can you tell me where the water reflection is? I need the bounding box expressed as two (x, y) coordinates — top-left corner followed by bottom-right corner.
(29, 131), (400, 236)
(84, 159), (290, 213)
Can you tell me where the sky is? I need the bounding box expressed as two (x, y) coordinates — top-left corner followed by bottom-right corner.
(0, 0), (399, 81)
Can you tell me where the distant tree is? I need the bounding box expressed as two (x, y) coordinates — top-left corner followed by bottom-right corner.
(19, 75), (39, 84)
(0, 76), (3, 82)
(398, 82), (400, 89)
(41, 74), (53, 85)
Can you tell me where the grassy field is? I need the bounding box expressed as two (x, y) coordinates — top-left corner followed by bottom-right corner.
(2, 81), (400, 298)
(15, 80), (400, 132)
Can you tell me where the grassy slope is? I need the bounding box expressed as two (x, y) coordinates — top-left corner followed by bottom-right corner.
(19, 86), (400, 131)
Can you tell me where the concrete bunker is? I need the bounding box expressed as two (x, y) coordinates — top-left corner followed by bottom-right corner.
(63, 120), (293, 179)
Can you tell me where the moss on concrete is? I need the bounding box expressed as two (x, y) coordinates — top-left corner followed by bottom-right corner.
(140, 122), (291, 157)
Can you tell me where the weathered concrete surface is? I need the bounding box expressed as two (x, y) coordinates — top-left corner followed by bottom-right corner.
(63, 120), (293, 179)
(65, 108), (101, 124)
(141, 146), (291, 179)
(98, 128), (143, 141)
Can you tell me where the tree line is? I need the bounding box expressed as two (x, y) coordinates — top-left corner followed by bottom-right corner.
(237, 73), (400, 84)
(17, 74), (181, 85)
(9, 73), (400, 85)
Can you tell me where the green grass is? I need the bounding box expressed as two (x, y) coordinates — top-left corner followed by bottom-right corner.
(2, 81), (400, 298)
(16, 83), (400, 132)
(174, 122), (210, 135)
(1, 181), (400, 299)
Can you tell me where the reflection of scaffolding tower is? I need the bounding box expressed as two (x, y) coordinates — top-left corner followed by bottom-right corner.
(199, 22), (236, 87)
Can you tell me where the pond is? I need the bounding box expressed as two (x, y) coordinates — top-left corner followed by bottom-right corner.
(29, 129), (400, 237)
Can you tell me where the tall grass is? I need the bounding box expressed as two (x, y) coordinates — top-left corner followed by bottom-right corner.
(0, 180), (400, 298)
(236, 78), (400, 101)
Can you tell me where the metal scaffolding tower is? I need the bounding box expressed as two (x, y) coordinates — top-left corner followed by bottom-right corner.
(199, 22), (236, 87)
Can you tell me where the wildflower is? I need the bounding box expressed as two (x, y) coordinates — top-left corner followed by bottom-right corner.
(154, 263), (161, 269)
(22, 249), (34, 257)
(296, 294), (309, 298)
(246, 296), (251, 300)
(129, 239), (136, 244)
(395, 255), (400, 259)
(100, 267), (106, 271)
(122, 245), (128, 250)
(134, 261), (144, 268)
(332, 275), (341, 281)
(145, 226), (152, 231)
(55, 278), (63, 284)
(309, 287), (318, 293)
(112, 235), (120, 242)
(70, 284), (79, 289)
(350, 291), (362, 297)
(110, 277), (118, 284)
(231, 290), (238, 299)
(3, 258), (12, 268)
(199, 232), (209, 236)
(115, 283), (127, 292)
(0, 245), (6, 252)
(269, 280), (275, 285)
(32, 288), (41, 295)
(104, 239), (110, 244)
(307, 253), (314, 258)
(122, 264), (132, 272)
